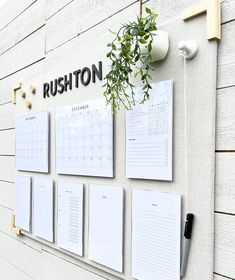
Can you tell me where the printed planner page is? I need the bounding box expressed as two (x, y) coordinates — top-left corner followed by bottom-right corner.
(126, 80), (173, 181)
(132, 189), (181, 280)
(57, 181), (84, 256)
(16, 111), (49, 173)
(56, 98), (113, 177)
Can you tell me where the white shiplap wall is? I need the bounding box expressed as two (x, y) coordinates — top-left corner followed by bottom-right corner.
(0, 0), (233, 279)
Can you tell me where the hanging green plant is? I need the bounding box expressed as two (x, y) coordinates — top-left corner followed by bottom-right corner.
(103, 7), (158, 111)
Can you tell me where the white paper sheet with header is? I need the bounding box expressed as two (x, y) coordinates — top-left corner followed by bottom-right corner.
(56, 98), (113, 177)
(88, 184), (123, 272)
(132, 189), (181, 280)
(15, 111), (49, 173)
(33, 178), (54, 242)
(126, 80), (173, 181)
(57, 181), (83, 255)
(15, 175), (31, 232)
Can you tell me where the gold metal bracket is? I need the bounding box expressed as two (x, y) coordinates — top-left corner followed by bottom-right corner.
(181, 0), (221, 40)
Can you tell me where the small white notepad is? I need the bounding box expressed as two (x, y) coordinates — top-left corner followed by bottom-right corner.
(88, 184), (123, 272)
(132, 189), (181, 280)
(57, 181), (84, 255)
(15, 175), (31, 232)
(33, 178), (54, 242)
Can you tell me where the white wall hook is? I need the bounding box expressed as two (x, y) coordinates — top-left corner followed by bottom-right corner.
(178, 40), (198, 60)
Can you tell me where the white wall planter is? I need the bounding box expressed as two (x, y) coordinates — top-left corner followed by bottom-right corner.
(142, 30), (169, 63)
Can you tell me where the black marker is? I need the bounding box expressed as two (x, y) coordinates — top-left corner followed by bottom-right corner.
(180, 213), (194, 278)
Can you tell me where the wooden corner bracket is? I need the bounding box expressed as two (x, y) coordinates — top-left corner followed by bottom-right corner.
(11, 213), (21, 235)
(181, 0), (221, 40)
(12, 82), (22, 104)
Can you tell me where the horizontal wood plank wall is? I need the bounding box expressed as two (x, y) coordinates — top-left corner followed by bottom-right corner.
(215, 0), (235, 279)
(45, 0), (137, 52)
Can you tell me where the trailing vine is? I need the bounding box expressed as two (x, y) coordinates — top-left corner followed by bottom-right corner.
(103, 7), (158, 110)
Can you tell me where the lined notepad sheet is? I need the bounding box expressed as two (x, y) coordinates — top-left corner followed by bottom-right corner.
(57, 181), (83, 255)
(88, 184), (123, 272)
(33, 178), (54, 242)
(56, 98), (113, 177)
(16, 111), (49, 173)
(15, 175), (31, 232)
(132, 189), (181, 280)
(126, 80), (173, 181)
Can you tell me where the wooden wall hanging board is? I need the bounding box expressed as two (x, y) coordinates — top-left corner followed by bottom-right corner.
(14, 9), (217, 280)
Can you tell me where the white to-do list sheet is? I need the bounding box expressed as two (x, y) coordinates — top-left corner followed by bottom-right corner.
(126, 80), (173, 181)
(16, 111), (49, 173)
(57, 181), (84, 255)
(132, 189), (181, 280)
(56, 98), (113, 177)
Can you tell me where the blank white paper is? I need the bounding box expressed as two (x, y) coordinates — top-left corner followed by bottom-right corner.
(33, 177), (54, 242)
(15, 175), (31, 232)
(56, 98), (113, 177)
(16, 111), (49, 173)
(88, 184), (123, 272)
(57, 181), (83, 255)
(126, 80), (173, 181)
(132, 189), (181, 280)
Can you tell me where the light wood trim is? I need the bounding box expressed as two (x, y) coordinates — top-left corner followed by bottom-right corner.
(11, 213), (21, 235)
(181, 0), (221, 40)
(12, 82), (22, 104)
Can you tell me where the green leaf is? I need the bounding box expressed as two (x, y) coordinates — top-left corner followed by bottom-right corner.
(108, 28), (116, 34)
(134, 54), (140, 62)
(144, 34), (149, 40)
(144, 22), (151, 31)
(138, 31), (146, 36)
(145, 7), (152, 14)
(148, 43), (152, 52)
(139, 38), (147, 44)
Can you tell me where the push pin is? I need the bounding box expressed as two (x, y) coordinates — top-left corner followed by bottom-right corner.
(178, 40), (198, 60)
(20, 90), (26, 99)
(26, 100), (32, 109)
(29, 85), (36, 94)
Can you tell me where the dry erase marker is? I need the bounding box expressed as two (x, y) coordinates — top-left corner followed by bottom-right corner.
(180, 213), (194, 278)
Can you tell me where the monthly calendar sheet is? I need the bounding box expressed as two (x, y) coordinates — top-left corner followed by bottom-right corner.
(126, 80), (173, 181)
(16, 111), (49, 173)
(56, 98), (113, 177)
